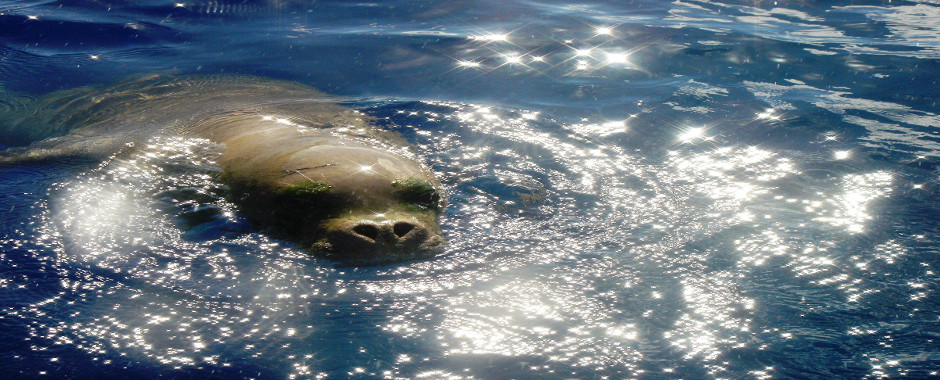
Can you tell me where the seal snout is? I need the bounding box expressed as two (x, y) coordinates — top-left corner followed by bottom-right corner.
(351, 221), (415, 241)
(324, 219), (442, 264)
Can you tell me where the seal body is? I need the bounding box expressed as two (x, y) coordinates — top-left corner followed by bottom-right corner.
(1, 75), (444, 265)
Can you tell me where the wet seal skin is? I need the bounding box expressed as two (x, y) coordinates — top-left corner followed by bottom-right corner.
(219, 142), (445, 266)
(0, 74), (444, 265)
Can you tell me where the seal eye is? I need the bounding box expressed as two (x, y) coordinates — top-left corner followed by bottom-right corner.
(392, 178), (441, 210)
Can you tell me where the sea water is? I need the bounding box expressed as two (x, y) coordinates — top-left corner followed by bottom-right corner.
(1, 0), (938, 378)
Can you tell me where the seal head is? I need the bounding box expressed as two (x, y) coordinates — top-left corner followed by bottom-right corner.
(219, 127), (444, 265)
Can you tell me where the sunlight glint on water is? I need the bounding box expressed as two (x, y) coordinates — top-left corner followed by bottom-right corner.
(1, 90), (916, 376)
(2, 94), (920, 377)
(0, 0), (937, 377)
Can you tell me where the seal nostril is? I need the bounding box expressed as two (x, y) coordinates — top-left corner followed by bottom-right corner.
(393, 222), (416, 238)
(352, 224), (379, 240)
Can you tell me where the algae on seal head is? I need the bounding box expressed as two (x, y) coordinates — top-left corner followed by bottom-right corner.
(0, 74), (445, 265)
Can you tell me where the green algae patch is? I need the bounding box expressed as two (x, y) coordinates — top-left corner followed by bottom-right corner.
(392, 177), (441, 210)
(282, 181), (332, 197)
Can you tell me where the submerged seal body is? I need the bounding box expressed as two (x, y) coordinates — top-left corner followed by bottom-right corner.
(0, 75), (443, 265)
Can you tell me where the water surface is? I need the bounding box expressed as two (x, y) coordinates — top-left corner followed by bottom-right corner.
(1, 0), (939, 378)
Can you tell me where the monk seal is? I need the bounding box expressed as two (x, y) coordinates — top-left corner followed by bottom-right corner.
(0, 75), (444, 265)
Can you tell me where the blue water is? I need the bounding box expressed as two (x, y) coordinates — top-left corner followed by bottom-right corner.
(2, 0), (939, 378)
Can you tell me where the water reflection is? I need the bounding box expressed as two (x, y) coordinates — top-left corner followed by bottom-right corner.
(0, 0), (938, 376)
(814, 171), (893, 234)
(2, 98), (930, 378)
(454, 25), (647, 75)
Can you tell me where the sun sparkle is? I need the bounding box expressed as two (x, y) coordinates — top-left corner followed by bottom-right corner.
(575, 48), (593, 57)
(457, 60), (481, 68)
(472, 33), (509, 42)
(605, 52), (629, 64)
(756, 108), (780, 120)
(678, 127), (705, 143)
(503, 54), (522, 64)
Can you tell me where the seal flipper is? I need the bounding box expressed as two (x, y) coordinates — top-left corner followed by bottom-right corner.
(0, 129), (139, 167)
(0, 85), (102, 148)
(0, 82), (138, 167)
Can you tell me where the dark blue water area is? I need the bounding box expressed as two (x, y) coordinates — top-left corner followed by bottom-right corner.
(2, 0), (940, 379)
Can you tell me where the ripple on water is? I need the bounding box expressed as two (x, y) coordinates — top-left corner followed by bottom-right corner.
(1, 99), (936, 378)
